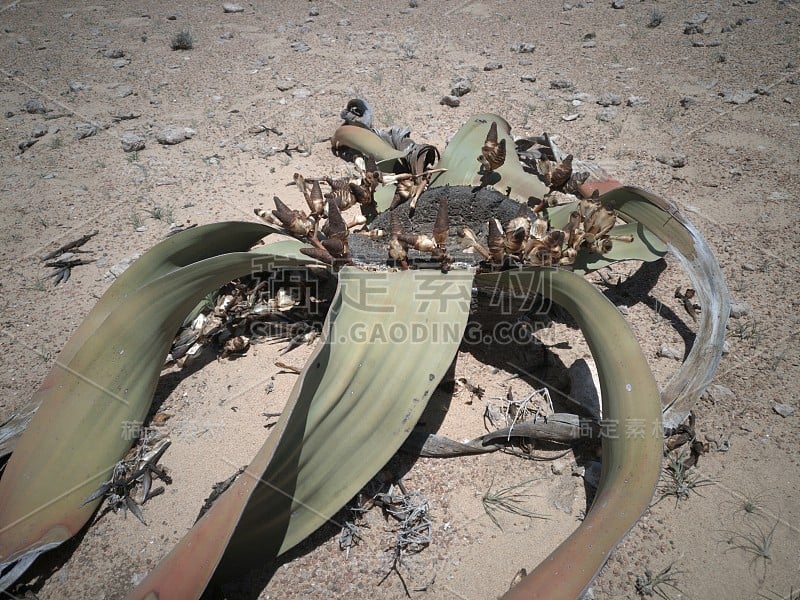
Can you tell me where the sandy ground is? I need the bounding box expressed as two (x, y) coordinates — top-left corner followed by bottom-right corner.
(1, 0), (799, 598)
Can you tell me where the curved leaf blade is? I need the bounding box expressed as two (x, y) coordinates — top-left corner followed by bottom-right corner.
(430, 114), (549, 202)
(127, 268), (474, 599)
(0, 222), (280, 457)
(0, 228), (312, 589)
(595, 186), (730, 428)
(474, 268), (662, 600)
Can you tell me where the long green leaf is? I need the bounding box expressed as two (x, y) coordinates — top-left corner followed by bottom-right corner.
(0, 222), (281, 457)
(126, 267), (473, 599)
(473, 268), (662, 600)
(0, 228), (312, 589)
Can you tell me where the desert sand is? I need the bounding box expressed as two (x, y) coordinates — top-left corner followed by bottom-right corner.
(1, 1), (798, 598)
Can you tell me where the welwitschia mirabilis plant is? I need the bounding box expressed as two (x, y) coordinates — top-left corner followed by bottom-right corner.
(0, 106), (728, 598)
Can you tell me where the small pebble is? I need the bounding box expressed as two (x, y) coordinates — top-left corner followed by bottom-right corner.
(222, 3), (244, 13)
(773, 403), (796, 418)
(626, 95), (648, 106)
(309, 7), (320, 16)
(562, 113), (580, 121)
(103, 48), (125, 58)
(520, 75), (537, 83)
(596, 108), (618, 122)
(276, 80), (295, 91)
(25, 98), (46, 114)
(450, 78), (472, 97)
(290, 41), (310, 52)
(75, 122), (98, 140)
(729, 301), (750, 318)
(597, 93), (622, 106)
(656, 153), (687, 168)
(112, 58), (130, 69)
(68, 81), (87, 92)
(292, 87), (312, 99)
(156, 126), (195, 145)
(703, 384), (734, 401)
(550, 79), (575, 90)
(31, 124), (48, 138)
(440, 95), (460, 107)
(721, 90), (757, 105)
(657, 344), (682, 360)
(511, 42), (535, 53)
(337, 18), (351, 26)
(220, 31), (234, 40)
(611, 0), (625, 8)
(483, 62), (503, 71)
(121, 132), (146, 152)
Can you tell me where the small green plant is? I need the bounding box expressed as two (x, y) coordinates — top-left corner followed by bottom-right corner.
(145, 205), (174, 223)
(635, 561), (686, 599)
(647, 9), (664, 28)
(171, 30), (194, 51)
(399, 39), (417, 60)
(723, 516), (780, 581)
(130, 210), (144, 230)
(520, 103), (536, 128)
(482, 478), (547, 530)
(727, 490), (770, 521)
(656, 449), (714, 506)
(733, 319), (762, 347)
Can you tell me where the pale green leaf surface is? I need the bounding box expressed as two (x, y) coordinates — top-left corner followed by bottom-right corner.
(429, 114), (549, 201)
(128, 267), (474, 599)
(0, 229), (313, 587)
(0, 222), (280, 458)
(571, 222), (667, 273)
